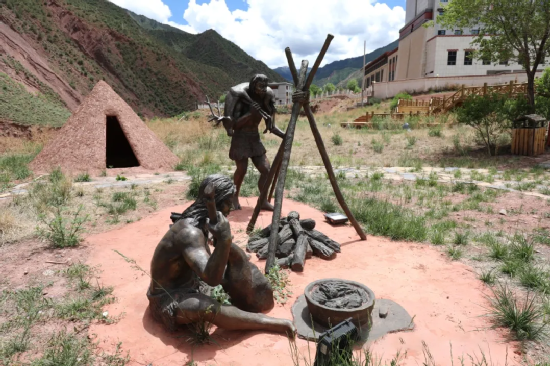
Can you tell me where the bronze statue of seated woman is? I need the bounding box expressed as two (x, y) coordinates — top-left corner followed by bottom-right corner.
(147, 174), (295, 336)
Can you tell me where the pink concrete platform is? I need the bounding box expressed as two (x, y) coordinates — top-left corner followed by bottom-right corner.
(86, 197), (519, 365)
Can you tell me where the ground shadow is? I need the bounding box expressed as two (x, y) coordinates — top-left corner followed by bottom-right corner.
(141, 306), (283, 364)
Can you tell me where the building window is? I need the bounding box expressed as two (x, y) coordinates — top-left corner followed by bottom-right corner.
(464, 51), (473, 65)
(454, 30), (463, 35)
(499, 60), (509, 65)
(438, 9), (444, 15)
(447, 51), (457, 65)
(471, 29), (480, 35)
(441, 0), (448, 2)
(438, 30), (446, 35)
(482, 57), (491, 65)
(381, 70), (384, 82)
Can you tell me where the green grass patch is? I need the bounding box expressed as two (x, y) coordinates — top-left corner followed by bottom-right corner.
(74, 173), (91, 182)
(519, 266), (550, 293)
(488, 284), (548, 341)
(479, 269), (496, 285)
(453, 231), (469, 246)
(185, 164), (222, 200)
(0, 72), (70, 127)
(351, 197), (427, 241)
(533, 229), (550, 245)
(447, 246), (463, 260)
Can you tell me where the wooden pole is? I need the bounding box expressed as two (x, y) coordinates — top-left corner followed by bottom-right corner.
(246, 142), (285, 233)
(303, 103), (367, 241)
(265, 60), (309, 272)
(268, 157), (282, 202)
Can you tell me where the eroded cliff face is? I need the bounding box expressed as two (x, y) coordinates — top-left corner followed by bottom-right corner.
(0, 19), (81, 111)
(0, 0), (270, 121)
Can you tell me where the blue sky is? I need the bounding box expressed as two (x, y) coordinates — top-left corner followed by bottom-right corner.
(109, 0), (407, 67)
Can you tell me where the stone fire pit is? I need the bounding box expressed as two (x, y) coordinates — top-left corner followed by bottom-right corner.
(292, 278), (415, 342)
(305, 279), (375, 328)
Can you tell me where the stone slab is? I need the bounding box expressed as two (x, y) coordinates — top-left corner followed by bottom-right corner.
(401, 173), (417, 181)
(291, 295), (414, 344)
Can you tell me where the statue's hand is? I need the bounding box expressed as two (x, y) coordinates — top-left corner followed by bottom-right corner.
(207, 211), (232, 243)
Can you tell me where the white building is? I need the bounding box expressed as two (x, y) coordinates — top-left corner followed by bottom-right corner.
(363, 0), (548, 90)
(268, 82), (293, 105)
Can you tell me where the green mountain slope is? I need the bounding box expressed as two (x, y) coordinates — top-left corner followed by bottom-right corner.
(183, 30), (283, 84)
(273, 40), (398, 87)
(0, 0), (283, 123)
(0, 73), (70, 127)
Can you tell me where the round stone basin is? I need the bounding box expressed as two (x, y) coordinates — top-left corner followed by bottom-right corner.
(305, 278), (375, 328)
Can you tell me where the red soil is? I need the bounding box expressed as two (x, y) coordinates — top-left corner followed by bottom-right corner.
(86, 198), (520, 366)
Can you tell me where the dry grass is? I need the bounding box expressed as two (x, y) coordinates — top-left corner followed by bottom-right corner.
(144, 106), (471, 169)
(0, 129), (54, 155)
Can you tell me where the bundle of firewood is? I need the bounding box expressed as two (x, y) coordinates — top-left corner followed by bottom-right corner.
(246, 211), (341, 272)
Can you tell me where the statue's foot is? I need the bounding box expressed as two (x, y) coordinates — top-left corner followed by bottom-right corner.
(232, 197), (242, 211)
(261, 200), (274, 211)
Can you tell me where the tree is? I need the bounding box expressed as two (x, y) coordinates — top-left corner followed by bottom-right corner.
(437, 0), (550, 111)
(536, 67), (550, 97)
(346, 79), (358, 91)
(535, 67), (550, 118)
(309, 84), (321, 97)
(219, 93), (227, 103)
(456, 94), (510, 156)
(324, 83), (335, 93)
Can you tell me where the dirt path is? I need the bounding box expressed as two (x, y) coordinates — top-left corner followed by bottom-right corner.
(4, 164), (550, 200)
(85, 198), (520, 366)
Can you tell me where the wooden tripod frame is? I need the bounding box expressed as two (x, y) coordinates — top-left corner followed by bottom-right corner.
(246, 34), (367, 273)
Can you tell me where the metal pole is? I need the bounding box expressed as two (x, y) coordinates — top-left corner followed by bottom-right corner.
(361, 40), (365, 106)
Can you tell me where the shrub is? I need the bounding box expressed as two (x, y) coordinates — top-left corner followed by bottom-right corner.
(74, 173), (91, 182)
(428, 125), (443, 137)
(368, 97), (382, 105)
(331, 134), (343, 146)
(456, 94), (511, 156)
(371, 139), (384, 153)
(390, 92), (412, 111)
(405, 135), (417, 148)
(488, 284), (548, 341)
(37, 205), (89, 248)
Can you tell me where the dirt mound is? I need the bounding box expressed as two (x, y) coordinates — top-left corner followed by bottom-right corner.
(0, 120), (59, 139)
(30, 81), (179, 174)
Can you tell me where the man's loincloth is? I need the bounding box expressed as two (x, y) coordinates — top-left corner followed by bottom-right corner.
(146, 279), (214, 332)
(229, 131), (266, 161)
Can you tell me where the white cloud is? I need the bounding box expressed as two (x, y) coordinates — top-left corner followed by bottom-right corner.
(180, 0), (405, 68)
(109, 0), (405, 69)
(108, 0), (172, 23)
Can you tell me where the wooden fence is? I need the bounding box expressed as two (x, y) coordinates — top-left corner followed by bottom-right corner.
(345, 81), (529, 128)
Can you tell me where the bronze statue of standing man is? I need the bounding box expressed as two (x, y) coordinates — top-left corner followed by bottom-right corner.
(215, 74), (285, 211)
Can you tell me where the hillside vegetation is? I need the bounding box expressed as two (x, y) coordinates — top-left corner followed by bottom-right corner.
(0, 0), (283, 124)
(0, 72), (70, 127)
